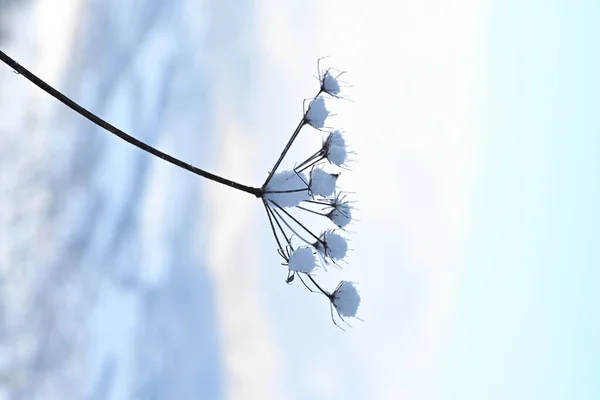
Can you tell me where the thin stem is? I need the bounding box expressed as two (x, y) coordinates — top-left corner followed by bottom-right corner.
(295, 157), (324, 174)
(262, 90), (320, 189)
(267, 204), (292, 247)
(263, 199), (286, 257)
(262, 118), (306, 189)
(306, 274), (332, 299)
(296, 205), (327, 217)
(297, 273), (321, 294)
(270, 206), (314, 246)
(268, 200), (323, 244)
(263, 187), (308, 195)
(0, 50), (262, 197)
(294, 149), (323, 171)
(303, 199), (335, 207)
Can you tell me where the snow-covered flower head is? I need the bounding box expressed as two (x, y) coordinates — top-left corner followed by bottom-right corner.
(321, 70), (341, 97)
(287, 246), (317, 273)
(331, 281), (361, 319)
(310, 167), (338, 198)
(264, 170), (310, 208)
(325, 196), (352, 229)
(323, 130), (348, 166)
(316, 230), (348, 261)
(305, 96), (329, 129)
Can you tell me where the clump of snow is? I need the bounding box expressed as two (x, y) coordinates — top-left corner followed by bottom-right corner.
(319, 230), (347, 260)
(322, 70), (341, 96)
(332, 281), (361, 318)
(264, 170), (310, 208)
(327, 130), (346, 148)
(328, 201), (352, 228)
(288, 247), (317, 273)
(324, 131), (347, 166)
(306, 96), (329, 129)
(326, 145), (347, 166)
(310, 168), (337, 197)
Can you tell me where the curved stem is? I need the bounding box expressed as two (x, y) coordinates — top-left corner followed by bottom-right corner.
(0, 50), (262, 197)
(306, 274), (332, 299)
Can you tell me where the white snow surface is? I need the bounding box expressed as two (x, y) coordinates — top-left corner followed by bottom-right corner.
(326, 145), (347, 166)
(327, 130), (346, 148)
(321, 230), (347, 260)
(332, 281), (361, 318)
(322, 70), (341, 96)
(305, 96), (329, 129)
(310, 167), (337, 198)
(287, 246), (317, 273)
(264, 170), (310, 208)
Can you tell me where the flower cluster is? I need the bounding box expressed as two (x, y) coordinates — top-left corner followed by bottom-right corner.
(260, 62), (361, 329)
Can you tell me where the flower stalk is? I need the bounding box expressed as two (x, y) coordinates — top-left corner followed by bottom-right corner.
(1, 49), (361, 328)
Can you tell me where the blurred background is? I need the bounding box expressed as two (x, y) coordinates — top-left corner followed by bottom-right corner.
(0, 0), (598, 399)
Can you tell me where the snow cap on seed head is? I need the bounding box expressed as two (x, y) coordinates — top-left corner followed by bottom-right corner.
(317, 230), (348, 261)
(264, 170), (310, 208)
(321, 70), (341, 97)
(324, 130), (348, 166)
(288, 247), (317, 273)
(328, 199), (352, 228)
(310, 167), (338, 198)
(306, 96), (329, 129)
(331, 281), (361, 318)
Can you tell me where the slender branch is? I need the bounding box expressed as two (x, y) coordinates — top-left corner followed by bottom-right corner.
(266, 203), (292, 247)
(270, 206), (314, 246)
(306, 274), (332, 299)
(294, 149), (323, 171)
(295, 157), (323, 174)
(0, 50), (262, 197)
(262, 118), (306, 189)
(261, 90), (320, 189)
(263, 187), (308, 195)
(268, 200), (323, 244)
(263, 199), (286, 257)
(296, 205), (327, 217)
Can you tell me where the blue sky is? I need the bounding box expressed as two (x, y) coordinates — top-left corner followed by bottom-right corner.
(439, 1), (600, 398)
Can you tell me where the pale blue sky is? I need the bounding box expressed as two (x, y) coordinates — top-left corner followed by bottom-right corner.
(439, 0), (600, 398)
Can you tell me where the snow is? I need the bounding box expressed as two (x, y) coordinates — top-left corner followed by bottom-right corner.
(326, 145), (347, 166)
(332, 281), (361, 318)
(310, 167), (338, 197)
(319, 230), (348, 260)
(288, 246), (317, 273)
(305, 96), (329, 129)
(321, 70), (341, 96)
(264, 170), (310, 208)
(328, 201), (352, 228)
